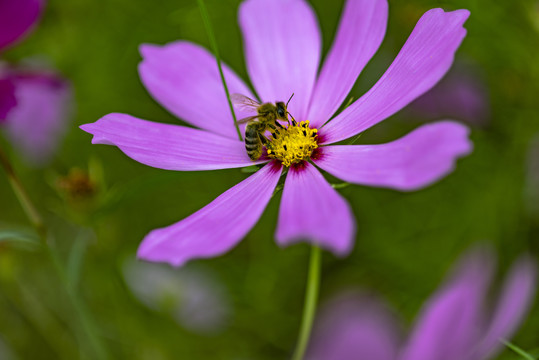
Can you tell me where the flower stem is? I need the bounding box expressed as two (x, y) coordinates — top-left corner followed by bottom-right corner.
(502, 340), (535, 360)
(0, 146), (46, 240)
(0, 145), (109, 360)
(197, 0), (243, 141)
(291, 245), (321, 360)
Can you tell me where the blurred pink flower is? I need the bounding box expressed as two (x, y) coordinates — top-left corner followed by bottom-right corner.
(1, 66), (72, 165)
(307, 247), (537, 360)
(407, 61), (490, 127)
(0, 0), (73, 166)
(0, 0), (44, 121)
(82, 0), (472, 266)
(0, 0), (44, 52)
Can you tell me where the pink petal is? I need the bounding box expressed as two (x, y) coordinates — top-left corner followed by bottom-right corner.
(0, 0), (43, 51)
(474, 256), (537, 359)
(3, 71), (72, 166)
(239, 0), (321, 120)
(138, 41), (255, 139)
(314, 121), (472, 191)
(307, 0), (388, 128)
(137, 162), (282, 267)
(320, 9), (470, 144)
(400, 247), (495, 360)
(307, 292), (399, 360)
(80, 113), (264, 171)
(276, 162), (355, 256)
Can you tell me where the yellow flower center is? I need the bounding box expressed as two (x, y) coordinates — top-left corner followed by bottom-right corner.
(266, 120), (318, 167)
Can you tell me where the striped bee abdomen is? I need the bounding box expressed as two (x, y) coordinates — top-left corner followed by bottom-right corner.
(245, 123), (263, 160)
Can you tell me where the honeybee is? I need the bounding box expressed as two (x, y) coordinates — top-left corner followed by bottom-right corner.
(231, 93), (294, 160)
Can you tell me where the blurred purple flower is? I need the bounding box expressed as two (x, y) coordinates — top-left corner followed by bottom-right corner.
(0, 0), (44, 52)
(1, 66), (72, 165)
(0, 0), (44, 122)
(82, 0), (472, 266)
(407, 61), (490, 127)
(307, 247), (537, 360)
(0, 76), (16, 121)
(123, 259), (231, 334)
(0, 0), (73, 166)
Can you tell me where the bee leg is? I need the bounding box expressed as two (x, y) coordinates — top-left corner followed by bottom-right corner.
(258, 132), (268, 145)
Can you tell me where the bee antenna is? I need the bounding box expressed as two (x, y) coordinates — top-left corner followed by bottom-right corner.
(286, 93), (295, 108)
(288, 112), (297, 126)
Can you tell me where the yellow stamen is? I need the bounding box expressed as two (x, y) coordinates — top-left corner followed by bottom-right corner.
(266, 121), (318, 167)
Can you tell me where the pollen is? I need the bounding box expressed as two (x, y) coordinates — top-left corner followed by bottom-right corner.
(266, 120), (318, 167)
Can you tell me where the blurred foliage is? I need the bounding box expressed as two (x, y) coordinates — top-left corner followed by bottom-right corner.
(1, 0), (539, 359)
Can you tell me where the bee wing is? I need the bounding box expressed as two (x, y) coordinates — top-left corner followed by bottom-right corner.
(231, 93), (261, 112)
(237, 115), (260, 125)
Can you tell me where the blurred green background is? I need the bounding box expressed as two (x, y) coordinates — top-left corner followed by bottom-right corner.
(1, 0), (539, 359)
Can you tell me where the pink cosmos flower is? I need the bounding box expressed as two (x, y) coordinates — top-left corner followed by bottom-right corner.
(1, 0), (72, 166)
(81, 0), (472, 266)
(307, 247), (537, 360)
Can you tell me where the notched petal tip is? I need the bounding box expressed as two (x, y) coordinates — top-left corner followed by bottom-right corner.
(80, 113), (262, 171)
(135, 163), (282, 267)
(424, 8), (470, 27)
(79, 123), (99, 143)
(432, 120), (474, 155)
(79, 122), (96, 136)
(398, 122), (473, 192)
(80, 114), (121, 145)
(315, 121), (473, 192)
(138, 43), (163, 59)
(321, 6), (471, 144)
(445, 8), (470, 22)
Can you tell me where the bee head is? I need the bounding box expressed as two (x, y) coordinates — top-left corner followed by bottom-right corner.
(276, 102), (287, 119)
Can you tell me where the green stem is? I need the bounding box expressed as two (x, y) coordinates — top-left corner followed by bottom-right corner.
(502, 340), (535, 360)
(291, 246), (321, 360)
(0, 144), (109, 360)
(197, 0), (243, 141)
(0, 147), (46, 240)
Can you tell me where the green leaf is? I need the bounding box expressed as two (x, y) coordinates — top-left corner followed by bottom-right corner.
(347, 132), (363, 145)
(331, 182), (351, 189)
(0, 228), (41, 250)
(241, 165), (260, 173)
(272, 184), (284, 197)
(343, 96), (355, 109)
